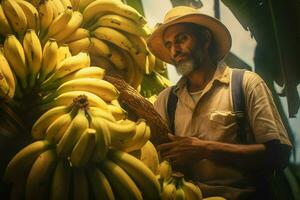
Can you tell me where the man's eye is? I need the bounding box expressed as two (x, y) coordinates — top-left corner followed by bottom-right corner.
(178, 35), (188, 42)
(165, 43), (171, 50)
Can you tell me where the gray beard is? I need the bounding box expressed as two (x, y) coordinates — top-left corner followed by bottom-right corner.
(175, 59), (195, 76)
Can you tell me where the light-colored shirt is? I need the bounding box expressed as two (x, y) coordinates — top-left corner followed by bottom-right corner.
(154, 64), (292, 199)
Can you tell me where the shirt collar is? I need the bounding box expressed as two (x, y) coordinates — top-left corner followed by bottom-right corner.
(173, 63), (230, 94)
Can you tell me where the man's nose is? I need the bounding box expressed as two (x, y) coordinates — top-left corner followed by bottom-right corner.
(171, 44), (181, 59)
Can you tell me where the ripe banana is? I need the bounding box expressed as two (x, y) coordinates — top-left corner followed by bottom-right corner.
(92, 26), (138, 54)
(0, 66), (10, 99)
(107, 119), (137, 143)
(25, 149), (58, 200)
(107, 103), (127, 121)
(91, 55), (116, 73)
(32, 106), (70, 139)
(78, 0), (94, 12)
(50, 158), (72, 200)
(51, 0), (65, 15)
(83, 0), (146, 26)
(88, 106), (116, 122)
(154, 57), (167, 73)
(60, 0), (72, 8)
(101, 159), (143, 200)
(40, 91), (109, 112)
(38, 0), (54, 35)
(16, 0), (40, 32)
(90, 37), (112, 58)
(46, 52), (90, 82)
(92, 14), (150, 37)
(56, 44), (72, 64)
(182, 180), (203, 200)
(54, 77), (119, 102)
(4, 34), (28, 89)
(53, 11), (83, 43)
(147, 52), (156, 75)
(39, 38), (58, 83)
(108, 149), (161, 200)
(107, 43), (128, 70)
(161, 182), (177, 200)
(43, 7), (73, 40)
(4, 140), (51, 182)
(125, 33), (149, 55)
(68, 37), (91, 55)
(87, 112), (110, 163)
(0, 4), (13, 36)
(70, 0), (80, 11)
(57, 108), (89, 158)
(45, 111), (73, 144)
(139, 140), (159, 174)
(41, 66), (105, 91)
(87, 166), (115, 200)
(73, 167), (89, 200)
(70, 128), (96, 166)
(121, 49), (136, 85)
(157, 161), (172, 180)
(61, 27), (90, 44)
(175, 186), (186, 200)
(23, 29), (42, 88)
(2, 0), (27, 35)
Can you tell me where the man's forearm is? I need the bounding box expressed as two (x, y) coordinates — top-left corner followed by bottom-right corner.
(204, 141), (267, 171)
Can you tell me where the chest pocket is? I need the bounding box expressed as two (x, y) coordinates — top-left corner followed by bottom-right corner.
(208, 111), (238, 142)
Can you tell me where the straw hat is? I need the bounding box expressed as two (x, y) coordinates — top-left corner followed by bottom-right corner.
(147, 6), (232, 64)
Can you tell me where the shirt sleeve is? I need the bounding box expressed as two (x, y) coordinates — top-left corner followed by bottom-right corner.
(243, 71), (292, 147)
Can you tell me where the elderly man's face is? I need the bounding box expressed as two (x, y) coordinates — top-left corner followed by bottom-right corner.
(163, 24), (205, 76)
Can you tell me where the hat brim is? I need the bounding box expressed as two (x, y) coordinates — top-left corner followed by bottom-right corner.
(147, 13), (232, 64)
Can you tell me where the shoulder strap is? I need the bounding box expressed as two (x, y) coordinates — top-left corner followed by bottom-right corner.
(167, 86), (178, 134)
(231, 69), (247, 143)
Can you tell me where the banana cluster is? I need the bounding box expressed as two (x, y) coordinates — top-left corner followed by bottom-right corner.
(4, 139), (161, 199)
(161, 172), (203, 200)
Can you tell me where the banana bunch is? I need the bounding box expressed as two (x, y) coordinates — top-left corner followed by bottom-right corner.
(141, 71), (174, 98)
(0, 45), (15, 100)
(0, 0), (40, 38)
(161, 172), (203, 200)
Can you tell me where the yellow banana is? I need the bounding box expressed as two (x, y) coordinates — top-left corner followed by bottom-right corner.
(157, 160), (172, 180)
(83, 0), (146, 26)
(130, 62), (144, 90)
(93, 14), (150, 37)
(40, 91), (109, 112)
(108, 149), (161, 200)
(2, 0), (27, 35)
(147, 52), (156, 75)
(139, 140), (159, 174)
(202, 197), (226, 200)
(51, 0), (67, 15)
(41, 66), (105, 90)
(154, 57), (167, 73)
(107, 103), (127, 121)
(78, 0), (94, 12)
(47, 52), (90, 82)
(26, 149), (57, 200)
(32, 106), (70, 139)
(45, 111), (73, 144)
(88, 106), (116, 122)
(101, 159), (143, 200)
(44, 7), (73, 40)
(70, 128), (96, 166)
(90, 55), (116, 73)
(175, 187), (186, 200)
(107, 43), (128, 70)
(73, 167), (89, 200)
(61, 27), (90, 44)
(60, 0), (72, 8)
(4, 140), (51, 182)
(56, 77), (119, 101)
(87, 166), (115, 200)
(87, 112), (110, 163)
(56, 44), (72, 64)
(122, 49), (136, 85)
(161, 182), (177, 200)
(107, 119), (136, 142)
(92, 26), (138, 54)
(23, 29), (43, 88)
(125, 33), (149, 55)
(16, 0), (40, 32)
(90, 37), (112, 58)
(0, 4), (13, 36)
(39, 38), (58, 82)
(38, 0), (54, 35)
(68, 37), (91, 55)
(57, 108), (89, 158)
(50, 158), (72, 200)
(182, 180), (203, 200)
(0, 65), (10, 99)
(4, 34), (28, 88)
(53, 11), (83, 43)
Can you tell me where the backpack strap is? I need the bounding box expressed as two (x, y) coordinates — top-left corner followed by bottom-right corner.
(231, 69), (247, 143)
(167, 86), (178, 134)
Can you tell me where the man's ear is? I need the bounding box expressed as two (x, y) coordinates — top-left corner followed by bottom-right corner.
(202, 30), (212, 50)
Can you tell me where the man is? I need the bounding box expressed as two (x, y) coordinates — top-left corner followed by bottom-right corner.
(147, 6), (292, 200)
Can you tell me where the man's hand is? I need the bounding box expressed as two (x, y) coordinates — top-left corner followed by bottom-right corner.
(157, 134), (208, 166)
